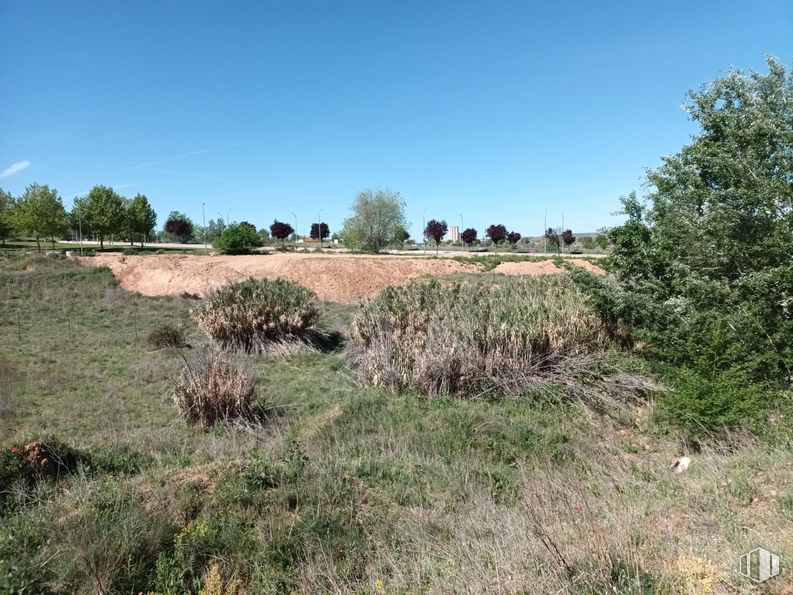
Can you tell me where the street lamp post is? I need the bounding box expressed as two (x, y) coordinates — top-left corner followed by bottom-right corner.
(317, 209), (324, 249)
(202, 203), (207, 254)
(459, 213), (464, 248)
(291, 212), (298, 248)
(422, 208), (428, 254)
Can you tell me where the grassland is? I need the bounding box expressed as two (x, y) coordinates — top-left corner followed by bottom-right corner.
(1, 254), (791, 594)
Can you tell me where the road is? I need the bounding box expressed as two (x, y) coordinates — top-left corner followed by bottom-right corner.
(59, 239), (607, 259)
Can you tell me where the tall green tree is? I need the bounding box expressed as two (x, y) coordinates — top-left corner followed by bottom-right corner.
(574, 57), (793, 430)
(13, 184), (69, 251)
(0, 188), (14, 246)
(125, 194), (157, 246)
(341, 189), (407, 252)
(75, 185), (126, 249)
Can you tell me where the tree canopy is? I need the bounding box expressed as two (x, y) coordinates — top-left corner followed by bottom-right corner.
(342, 190), (407, 252)
(14, 184), (69, 251)
(573, 57), (793, 431)
(75, 185), (126, 249)
(461, 228), (477, 245)
(164, 212), (194, 243)
(270, 220), (294, 243)
(213, 223), (263, 254)
(0, 188), (14, 246)
(486, 224), (507, 244)
(309, 222), (330, 240)
(125, 194), (157, 246)
(424, 219), (448, 252)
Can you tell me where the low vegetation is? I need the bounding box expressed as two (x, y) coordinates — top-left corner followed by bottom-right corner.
(191, 278), (319, 353)
(147, 324), (186, 349)
(346, 276), (610, 397)
(573, 57), (792, 436)
(1, 255), (792, 593)
(172, 350), (258, 428)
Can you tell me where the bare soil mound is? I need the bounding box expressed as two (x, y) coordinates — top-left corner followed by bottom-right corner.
(78, 253), (482, 303)
(493, 258), (604, 276)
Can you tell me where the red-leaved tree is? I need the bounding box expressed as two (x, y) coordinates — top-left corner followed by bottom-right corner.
(486, 224), (507, 246)
(310, 222), (330, 240)
(562, 229), (576, 251)
(424, 219), (448, 253)
(461, 228), (477, 245)
(506, 231), (521, 245)
(270, 220), (295, 244)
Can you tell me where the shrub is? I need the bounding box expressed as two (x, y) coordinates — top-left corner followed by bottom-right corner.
(147, 324), (186, 348)
(346, 276), (609, 397)
(213, 223), (263, 255)
(192, 278), (319, 353)
(173, 350), (256, 428)
(42, 478), (174, 594)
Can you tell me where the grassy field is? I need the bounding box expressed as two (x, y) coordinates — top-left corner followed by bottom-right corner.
(1, 254), (791, 594)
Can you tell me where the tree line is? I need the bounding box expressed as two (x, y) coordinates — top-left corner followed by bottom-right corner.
(0, 184), (157, 251)
(0, 182), (599, 254)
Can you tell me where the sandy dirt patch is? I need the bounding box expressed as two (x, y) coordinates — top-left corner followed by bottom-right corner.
(77, 253), (482, 303)
(492, 258), (604, 276)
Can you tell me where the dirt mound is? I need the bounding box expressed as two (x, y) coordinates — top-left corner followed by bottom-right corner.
(78, 253), (482, 303)
(493, 258), (604, 276)
(24, 441), (75, 477)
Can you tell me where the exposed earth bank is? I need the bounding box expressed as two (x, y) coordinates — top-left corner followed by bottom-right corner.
(76, 253), (601, 303)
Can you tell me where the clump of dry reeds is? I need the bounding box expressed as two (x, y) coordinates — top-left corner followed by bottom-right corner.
(192, 278), (319, 353)
(172, 350), (256, 428)
(346, 276), (610, 397)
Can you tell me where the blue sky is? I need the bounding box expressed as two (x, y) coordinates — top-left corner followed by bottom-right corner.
(1, 1), (791, 238)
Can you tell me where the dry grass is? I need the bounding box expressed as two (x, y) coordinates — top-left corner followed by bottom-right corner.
(346, 276), (610, 397)
(192, 277), (319, 353)
(172, 350), (257, 428)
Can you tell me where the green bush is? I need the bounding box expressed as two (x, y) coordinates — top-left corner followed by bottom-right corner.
(213, 223), (263, 255)
(571, 60), (793, 433)
(146, 324), (186, 348)
(346, 276), (609, 397)
(192, 278), (319, 352)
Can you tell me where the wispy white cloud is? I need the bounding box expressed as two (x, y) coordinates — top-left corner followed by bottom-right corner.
(131, 150), (209, 169)
(0, 160), (31, 179)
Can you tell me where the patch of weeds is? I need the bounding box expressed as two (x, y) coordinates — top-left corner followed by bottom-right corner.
(146, 324), (186, 348)
(777, 493), (793, 519)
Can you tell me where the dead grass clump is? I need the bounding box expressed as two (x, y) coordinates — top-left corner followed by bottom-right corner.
(192, 277), (319, 353)
(346, 276), (610, 397)
(173, 351), (256, 428)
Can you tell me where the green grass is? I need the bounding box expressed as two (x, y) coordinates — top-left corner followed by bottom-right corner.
(0, 255), (791, 594)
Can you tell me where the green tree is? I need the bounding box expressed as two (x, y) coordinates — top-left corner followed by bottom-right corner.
(341, 189), (407, 252)
(573, 57), (793, 431)
(394, 225), (410, 248)
(75, 185), (126, 249)
(594, 235), (608, 250)
(125, 194), (157, 246)
(213, 223), (263, 254)
(0, 188), (14, 246)
(13, 184), (69, 251)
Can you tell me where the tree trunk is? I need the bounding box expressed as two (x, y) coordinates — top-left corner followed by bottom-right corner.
(51, 237), (56, 249)
(36, 236), (41, 252)
(99, 235), (104, 250)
